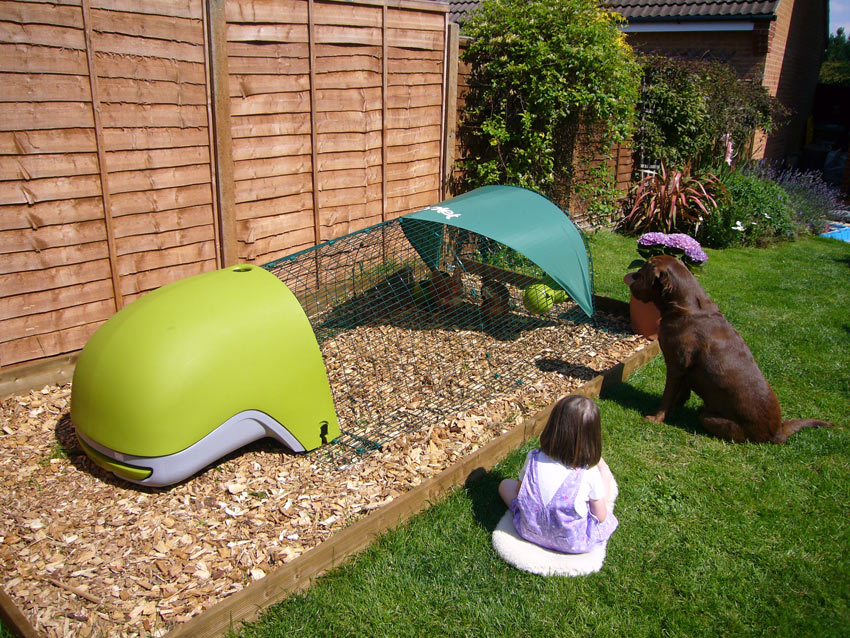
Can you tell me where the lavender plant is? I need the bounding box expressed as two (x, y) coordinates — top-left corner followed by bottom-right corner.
(745, 164), (840, 235)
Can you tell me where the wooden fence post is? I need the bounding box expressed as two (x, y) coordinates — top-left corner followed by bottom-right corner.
(443, 21), (459, 198)
(307, 0), (321, 246)
(81, 0), (123, 311)
(381, 0), (389, 222)
(205, 0), (237, 267)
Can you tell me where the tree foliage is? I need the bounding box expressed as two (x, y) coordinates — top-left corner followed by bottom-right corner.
(819, 28), (850, 86)
(457, 0), (640, 211)
(825, 27), (850, 61)
(635, 55), (786, 170)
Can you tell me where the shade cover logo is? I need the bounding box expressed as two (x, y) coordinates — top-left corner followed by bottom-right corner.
(424, 205), (460, 220)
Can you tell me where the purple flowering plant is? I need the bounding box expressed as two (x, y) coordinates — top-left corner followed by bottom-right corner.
(628, 232), (708, 271)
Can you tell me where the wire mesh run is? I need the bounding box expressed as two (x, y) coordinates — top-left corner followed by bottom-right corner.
(262, 217), (595, 467)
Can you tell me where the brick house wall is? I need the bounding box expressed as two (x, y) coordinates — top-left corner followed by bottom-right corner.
(626, 29), (768, 81)
(761, 0), (828, 160)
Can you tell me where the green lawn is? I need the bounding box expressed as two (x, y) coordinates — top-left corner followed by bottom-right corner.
(233, 232), (849, 638)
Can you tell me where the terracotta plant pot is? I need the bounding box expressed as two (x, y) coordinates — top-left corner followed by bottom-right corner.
(629, 294), (661, 340)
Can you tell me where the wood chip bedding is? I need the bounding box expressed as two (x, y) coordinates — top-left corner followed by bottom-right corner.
(1, 313), (650, 637)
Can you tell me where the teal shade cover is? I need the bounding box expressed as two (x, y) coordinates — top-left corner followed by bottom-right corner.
(402, 185), (594, 316)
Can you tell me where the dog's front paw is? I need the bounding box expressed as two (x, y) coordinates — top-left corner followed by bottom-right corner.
(645, 414), (666, 424)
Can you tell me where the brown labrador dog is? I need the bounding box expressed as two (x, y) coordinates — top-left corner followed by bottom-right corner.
(624, 255), (832, 443)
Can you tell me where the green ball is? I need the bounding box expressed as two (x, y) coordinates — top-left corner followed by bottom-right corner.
(523, 283), (556, 315)
(541, 274), (569, 303)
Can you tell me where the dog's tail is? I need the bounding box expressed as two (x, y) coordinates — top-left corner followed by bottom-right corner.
(772, 419), (833, 443)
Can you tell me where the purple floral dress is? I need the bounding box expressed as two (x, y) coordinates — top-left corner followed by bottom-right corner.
(509, 449), (618, 554)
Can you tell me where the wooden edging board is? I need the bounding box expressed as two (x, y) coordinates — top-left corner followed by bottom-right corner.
(0, 587), (39, 638)
(164, 336), (661, 637)
(0, 353), (78, 401)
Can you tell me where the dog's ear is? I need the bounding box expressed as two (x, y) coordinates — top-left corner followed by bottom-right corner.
(654, 266), (676, 299)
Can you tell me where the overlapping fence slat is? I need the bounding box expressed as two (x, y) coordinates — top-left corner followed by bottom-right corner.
(1, 0), (449, 377)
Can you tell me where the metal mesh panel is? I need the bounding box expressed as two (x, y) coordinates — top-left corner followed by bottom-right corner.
(262, 217), (594, 467)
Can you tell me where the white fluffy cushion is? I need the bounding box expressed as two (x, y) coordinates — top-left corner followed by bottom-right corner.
(492, 478), (618, 577)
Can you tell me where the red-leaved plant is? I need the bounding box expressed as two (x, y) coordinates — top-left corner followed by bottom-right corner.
(620, 162), (726, 234)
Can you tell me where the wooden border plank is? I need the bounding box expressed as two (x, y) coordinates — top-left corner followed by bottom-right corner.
(0, 586), (39, 638)
(0, 353), (78, 400)
(164, 326), (660, 638)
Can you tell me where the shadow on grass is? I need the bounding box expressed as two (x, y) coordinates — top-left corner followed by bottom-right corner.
(604, 381), (705, 437)
(463, 467), (510, 535)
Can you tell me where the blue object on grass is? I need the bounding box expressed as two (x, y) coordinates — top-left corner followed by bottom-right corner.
(820, 222), (850, 243)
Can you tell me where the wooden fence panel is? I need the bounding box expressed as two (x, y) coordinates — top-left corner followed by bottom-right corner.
(226, 0), (447, 260)
(226, 0), (315, 262)
(1, 0), (448, 378)
(0, 0), (111, 367)
(384, 7), (444, 218)
(0, 0), (219, 368)
(88, 3), (219, 303)
(313, 0), (384, 241)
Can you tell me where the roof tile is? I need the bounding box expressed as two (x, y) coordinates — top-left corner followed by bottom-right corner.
(431, 0), (781, 24)
(601, 1), (780, 21)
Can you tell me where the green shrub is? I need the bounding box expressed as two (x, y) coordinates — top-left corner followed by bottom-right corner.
(636, 55), (786, 170)
(634, 56), (710, 169)
(457, 0), (640, 214)
(698, 172), (795, 248)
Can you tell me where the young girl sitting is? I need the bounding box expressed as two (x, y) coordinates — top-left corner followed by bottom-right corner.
(498, 395), (618, 554)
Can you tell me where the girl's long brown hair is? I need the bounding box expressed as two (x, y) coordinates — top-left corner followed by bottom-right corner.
(539, 395), (602, 468)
